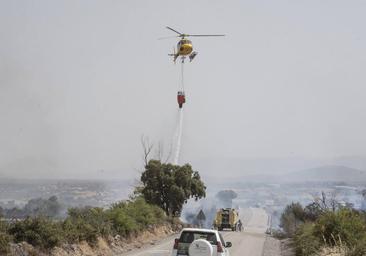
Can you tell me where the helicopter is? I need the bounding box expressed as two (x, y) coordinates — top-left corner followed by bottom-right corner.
(160, 26), (225, 63)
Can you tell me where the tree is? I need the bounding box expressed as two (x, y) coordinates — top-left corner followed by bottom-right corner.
(2, 196), (63, 219)
(141, 135), (153, 166)
(304, 202), (323, 222)
(140, 159), (206, 216)
(280, 202), (306, 237)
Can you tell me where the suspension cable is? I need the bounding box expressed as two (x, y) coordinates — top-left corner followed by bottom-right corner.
(181, 57), (185, 92)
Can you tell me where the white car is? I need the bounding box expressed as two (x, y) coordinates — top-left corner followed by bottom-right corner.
(171, 228), (232, 256)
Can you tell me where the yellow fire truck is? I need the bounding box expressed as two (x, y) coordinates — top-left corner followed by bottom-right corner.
(213, 208), (240, 231)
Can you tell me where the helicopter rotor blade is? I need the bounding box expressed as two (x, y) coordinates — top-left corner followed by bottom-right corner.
(188, 34), (226, 37)
(166, 26), (183, 35)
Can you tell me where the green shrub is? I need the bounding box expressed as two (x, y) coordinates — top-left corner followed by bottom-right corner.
(108, 198), (166, 235)
(108, 208), (138, 235)
(303, 202), (323, 221)
(62, 199), (166, 241)
(2, 198), (167, 250)
(314, 209), (366, 247)
(0, 217), (11, 254)
(64, 207), (112, 244)
(347, 237), (366, 256)
(8, 217), (64, 249)
(280, 202), (306, 237)
(0, 232), (11, 254)
(281, 201), (366, 256)
(62, 217), (98, 244)
(123, 198), (165, 228)
(294, 222), (321, 256)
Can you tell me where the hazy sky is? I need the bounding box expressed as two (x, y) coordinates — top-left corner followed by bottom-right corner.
(1, 1), (366, 179)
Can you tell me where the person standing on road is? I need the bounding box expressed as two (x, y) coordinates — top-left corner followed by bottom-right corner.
(237, 219), (243, 232)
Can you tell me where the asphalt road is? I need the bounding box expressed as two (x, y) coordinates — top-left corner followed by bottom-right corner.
(223, 208), (269, 256)
(121, 207), (269, 256)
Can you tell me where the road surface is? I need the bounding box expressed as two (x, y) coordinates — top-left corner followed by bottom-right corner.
(120, 207), (269, 256)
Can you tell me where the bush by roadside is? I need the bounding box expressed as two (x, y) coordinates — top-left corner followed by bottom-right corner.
(293, 222), (320, 256)
(108, 197), (166, 235)
(3, 197), (169, 252)
(280, 200), (366, 256)
(8, 217), (64, 249)
(0, 218), (11, 254)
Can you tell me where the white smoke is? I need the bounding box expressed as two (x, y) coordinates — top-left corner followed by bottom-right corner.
(172, 59), (185, 165)
(173, 108), (184, 165)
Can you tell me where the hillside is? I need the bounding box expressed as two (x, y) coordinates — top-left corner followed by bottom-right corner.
(282, 165), (366, 183)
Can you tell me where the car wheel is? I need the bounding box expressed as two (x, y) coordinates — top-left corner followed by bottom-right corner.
(188, 239), (213, 256)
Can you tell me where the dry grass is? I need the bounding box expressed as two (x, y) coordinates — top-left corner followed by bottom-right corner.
(319, 246), (347, 256)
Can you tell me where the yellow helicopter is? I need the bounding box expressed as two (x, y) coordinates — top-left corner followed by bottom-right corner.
(160, 26), (225, 63)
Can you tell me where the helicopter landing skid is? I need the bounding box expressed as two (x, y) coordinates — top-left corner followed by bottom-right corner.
(189, 51), (198, 62)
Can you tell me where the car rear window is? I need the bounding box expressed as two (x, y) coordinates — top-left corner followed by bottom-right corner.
(179, 231), (217, 245)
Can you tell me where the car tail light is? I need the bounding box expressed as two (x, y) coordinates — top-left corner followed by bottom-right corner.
(173, 238), (179, 250)
(217, 241), (224, 253)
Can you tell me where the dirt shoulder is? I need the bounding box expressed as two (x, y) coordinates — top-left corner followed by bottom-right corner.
(262, 237), (297, 256)
(262, 236), (281, 256)
(280, 239), (295, 256)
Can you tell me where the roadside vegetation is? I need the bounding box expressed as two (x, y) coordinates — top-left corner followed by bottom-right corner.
(0, 159), (206, 253)
(4, 198), (166, 251)
(0, 217), (11, 254)
(278, 193), (366, 256)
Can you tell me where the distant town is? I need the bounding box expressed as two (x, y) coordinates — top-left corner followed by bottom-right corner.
(1, 165), (366, 229)
(0, 179), (133, 210)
